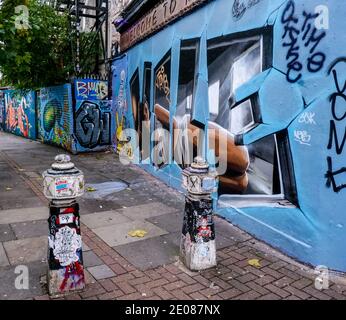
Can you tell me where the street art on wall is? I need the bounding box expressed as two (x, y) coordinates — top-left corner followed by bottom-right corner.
(74, 79), (108, 100)
(0, 91), (4, 130)
(3, 90), (36, 139)
(153, 51), (171, 169)
(73, 78), (114, 153)
(112, 54), (132, 156)
(37, 85), (73, 151)
(113, 0), (346, 271)
(72, 99), (113, 153)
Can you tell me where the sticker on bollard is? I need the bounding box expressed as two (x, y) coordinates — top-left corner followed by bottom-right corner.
(43, 155), (86, 297)
(180, 196), (216, 270)
(48, 202), (85, 295)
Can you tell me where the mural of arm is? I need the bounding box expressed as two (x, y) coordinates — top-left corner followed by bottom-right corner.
(154, 103), (249, 193)
(192, 120), (249, 194)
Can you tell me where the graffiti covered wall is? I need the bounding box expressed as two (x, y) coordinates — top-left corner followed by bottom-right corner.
(73, 79), (114, 153)
(3, 90), (36, 139)
(113, 0), (346, 271)
(0, 91), (4, 130)
(74, 79), (108, 101)
(37, 84), (74, 151)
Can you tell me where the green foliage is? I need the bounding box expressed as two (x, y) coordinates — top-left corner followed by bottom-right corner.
(0, 0), (77, 89)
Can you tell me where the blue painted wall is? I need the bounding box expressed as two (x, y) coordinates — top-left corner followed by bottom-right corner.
(116, 0), (346, 271)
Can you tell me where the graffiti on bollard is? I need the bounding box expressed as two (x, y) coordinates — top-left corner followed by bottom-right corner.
(43, 154), (85, 297)
(180, 157), (218, 271)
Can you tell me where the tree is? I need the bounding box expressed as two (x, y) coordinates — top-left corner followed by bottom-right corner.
(0, 0), (74, 89)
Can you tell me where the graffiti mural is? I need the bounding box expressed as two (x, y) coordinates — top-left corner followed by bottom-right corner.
(73, 100), (113, 152)
(37, 84), (73, 151)
(73, 78), (114, 153)
(112, 54), (132, 156)
(0, 91), (4, 130)
(74, 79), (108, 100)
(3, 90), (36, 139)
(113, 0), (346, 271)
(153, 51), (171, 169)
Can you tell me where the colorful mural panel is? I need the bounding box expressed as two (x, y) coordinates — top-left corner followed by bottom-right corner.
(0, 91), (4, 130)
(72, 99), (114, 153)
(113, 0), (346, 271)
(74, 79), (108, 101)
(37, 84), (73, 151)
(3, 90), (36, 139)
(112, 55), (132, 156)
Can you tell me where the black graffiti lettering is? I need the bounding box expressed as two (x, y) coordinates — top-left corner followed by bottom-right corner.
(282, 1), (327, 83)
(282, 24), (300, 43)
(287, 61), (303, 83)
(326, 59), (346, 192)
(327, 120), (346, 155)
(281, 0), (297, 24)
(331, 68), (346, 95)
(301, 11), (318, 36)
(330, 93), (346, 121)
(325, 157), (346, 193)
(232, 0), (246, 20)
(75, 101), (111, 149)
(307, 52), (326, 73)
(304, 29), (326, 54)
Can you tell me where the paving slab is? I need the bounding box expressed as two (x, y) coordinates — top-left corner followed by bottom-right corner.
(120, 202), (178, 220)
(0, 243), (10, 267)
(0, 261), (46, 300)
(82, 210), (131, 229)
(11, 220), (48, 240)
(147, 212), (183, 233)
(0, 207), (47, 224)
(3, 236), (47, 265)
(82, 241), (91, 252)
(87, 264), (115, 280)
(214, 216), (252, 243)
(78, 198), (122, 215)
(0, 198), (46, 211)
(0, 224), (16, 242)
(83, 251), (104, 268)
(114, 236), (179, 270)
(93, 220), (168, 247)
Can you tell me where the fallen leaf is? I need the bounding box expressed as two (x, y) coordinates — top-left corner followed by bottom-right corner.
(86, 187), (97, 192)
(128, 229), (148, 238)
(248, 259), (261, 268)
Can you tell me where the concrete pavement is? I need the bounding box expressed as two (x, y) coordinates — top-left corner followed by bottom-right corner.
(1, 131), (346, 300)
